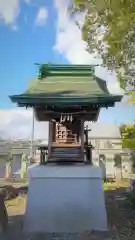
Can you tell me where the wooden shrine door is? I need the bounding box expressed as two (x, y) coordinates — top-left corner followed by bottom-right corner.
(54, 120), (81, 146)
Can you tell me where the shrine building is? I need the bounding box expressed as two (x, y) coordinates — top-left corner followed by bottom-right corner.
(10, 64), (123, 234)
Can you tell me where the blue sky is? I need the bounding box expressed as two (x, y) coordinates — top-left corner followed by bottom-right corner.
(0, 0), (62, 108)
(0, 0), (134, 139)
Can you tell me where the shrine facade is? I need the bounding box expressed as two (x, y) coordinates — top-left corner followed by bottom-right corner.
(10, 64), (122, 164)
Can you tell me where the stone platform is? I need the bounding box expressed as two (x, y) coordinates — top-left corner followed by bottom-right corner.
(23, 164), (108, 233)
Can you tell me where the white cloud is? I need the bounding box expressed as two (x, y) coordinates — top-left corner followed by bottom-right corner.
(95, 66), (124, 95)
(0, 109), (48, 140)
(0, 105), (134, 140)
(24, 0), (31, 3)
(53, 0), (124, 95)
(0, 0), (19, 25)
(54, 0), (100, 65)
(11, 23), (18, 31)
(35, 7), (48, 26)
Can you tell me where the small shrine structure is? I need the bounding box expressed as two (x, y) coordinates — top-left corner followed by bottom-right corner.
(10, 64), (121, 163)
(10, 64), (122, 234)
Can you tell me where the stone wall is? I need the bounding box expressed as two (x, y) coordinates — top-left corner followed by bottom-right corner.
(91, 137), (133, 179)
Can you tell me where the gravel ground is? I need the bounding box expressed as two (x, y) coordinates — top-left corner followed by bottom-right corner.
(105, 188), (135, 240)
(1, 183), (135, 240)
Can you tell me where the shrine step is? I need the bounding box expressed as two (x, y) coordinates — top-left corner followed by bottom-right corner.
(51, 146), (82, 153)
(50, 156), (83, 161)
(50, 147), (83, 161)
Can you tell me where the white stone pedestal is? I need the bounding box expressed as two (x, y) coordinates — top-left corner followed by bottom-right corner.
(23, 165), (108, 233)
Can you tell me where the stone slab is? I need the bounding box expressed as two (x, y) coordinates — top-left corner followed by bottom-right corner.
(23, 165), (108, 233)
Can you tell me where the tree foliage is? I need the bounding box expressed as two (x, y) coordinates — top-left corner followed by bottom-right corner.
(70, 0), (135, 93)
(120, 124), (135, 148)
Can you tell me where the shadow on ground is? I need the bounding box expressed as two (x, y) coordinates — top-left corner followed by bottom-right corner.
(0, 215), (23, 240)
(0, 185), (28, 201)
(17, 186), (28, 195)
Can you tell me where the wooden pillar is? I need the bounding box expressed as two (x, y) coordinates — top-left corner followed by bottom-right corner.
(80, 119), (84, 160)
(52, 122), (56, 142)
(48, 121), (53, 159)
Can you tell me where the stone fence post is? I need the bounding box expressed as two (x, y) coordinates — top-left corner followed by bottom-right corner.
(20, 153), (28, 179)
(5, 153), (12, 180)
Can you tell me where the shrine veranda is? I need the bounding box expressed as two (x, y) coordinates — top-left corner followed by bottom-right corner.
(10, 64), (122, 233)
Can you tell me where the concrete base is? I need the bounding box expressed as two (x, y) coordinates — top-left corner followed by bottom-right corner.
(23, 165), (108, 233)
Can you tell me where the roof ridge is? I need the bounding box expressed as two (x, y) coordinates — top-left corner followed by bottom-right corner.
(38, 64), (95, 79)
(37, 63), (97, 68)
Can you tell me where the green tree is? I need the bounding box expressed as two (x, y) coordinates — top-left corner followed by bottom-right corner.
(120, 124), (135, 148)
(70, 0), (135, 96)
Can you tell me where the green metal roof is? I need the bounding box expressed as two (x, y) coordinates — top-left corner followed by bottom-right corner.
(10, 64), (123, 107)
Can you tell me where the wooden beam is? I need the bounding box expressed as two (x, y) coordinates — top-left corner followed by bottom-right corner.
(34, 107), (100, 122)
(80, 119), (84, 160)
(48, 121), (53, 159)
